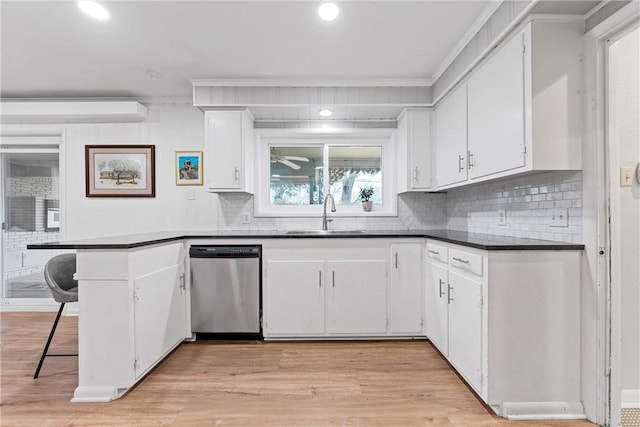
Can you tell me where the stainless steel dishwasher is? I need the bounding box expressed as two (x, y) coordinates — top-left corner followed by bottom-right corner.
(189, 245), (261, 339)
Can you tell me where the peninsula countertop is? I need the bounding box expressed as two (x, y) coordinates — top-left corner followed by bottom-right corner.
(27, 229), (585, 251)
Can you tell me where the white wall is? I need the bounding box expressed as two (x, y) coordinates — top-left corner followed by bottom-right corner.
(62, 103), (216, 239)
(609, 26), (640, 401)
(1, 103), (218, 241)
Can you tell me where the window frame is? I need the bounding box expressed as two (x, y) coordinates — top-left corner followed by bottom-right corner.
(254, 129), (397, 217)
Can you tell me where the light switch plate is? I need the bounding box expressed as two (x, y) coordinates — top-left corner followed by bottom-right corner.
(498, 209), (507, 226)
(548, 208), (569, 227)
(621, 167), (633, 187)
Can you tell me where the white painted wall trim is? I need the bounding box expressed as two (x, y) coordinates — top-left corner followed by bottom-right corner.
(190, 78), (432, 88)
(583, 2), (640, 425)
(622, 390), (640, 409)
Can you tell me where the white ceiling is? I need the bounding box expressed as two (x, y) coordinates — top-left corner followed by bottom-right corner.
(0, 0), (493, 100)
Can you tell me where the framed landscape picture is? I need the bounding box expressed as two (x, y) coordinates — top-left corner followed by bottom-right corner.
(175, 150), (203, 185)
(85, 145), (155, 197)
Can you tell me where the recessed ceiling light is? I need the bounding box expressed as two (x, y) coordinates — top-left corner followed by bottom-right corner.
(318, 1), (339, 21)
(318, 108), (334, 117)
(77, 1), (110, 21)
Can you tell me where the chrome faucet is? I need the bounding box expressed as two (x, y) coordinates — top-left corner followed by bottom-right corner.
(322, 194), (336, 231)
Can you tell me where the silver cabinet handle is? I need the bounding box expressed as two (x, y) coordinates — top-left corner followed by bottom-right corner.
(413, 167), (419, 181)
(448, 285), (454, 304)
(428, 249), (440, 255)
(452, 257), (470, 264)
(468, 151), (475, 169)
(332, 271), (335, 288)
(394, 252), (398, 269)
(318, 271), (322, 288)
(233, 167), (240, 182)
(458, 155), (464, 172)
(438, 279), (445, 298)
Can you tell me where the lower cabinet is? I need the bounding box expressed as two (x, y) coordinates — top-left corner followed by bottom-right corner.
(264, 260), (325, 335)
(447, 270), (483, 393)
(425, 239), (583, 419)
(263, 239), (423, 338)
(326, 260), (388, 334)
(425, 241), (484, 395)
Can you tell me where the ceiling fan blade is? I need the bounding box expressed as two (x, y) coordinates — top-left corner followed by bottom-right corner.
(280, 159), (301, 170)
(284, 156), (309, 162)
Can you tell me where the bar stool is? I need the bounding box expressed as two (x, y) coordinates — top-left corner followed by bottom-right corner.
(33, 253), (78, 379)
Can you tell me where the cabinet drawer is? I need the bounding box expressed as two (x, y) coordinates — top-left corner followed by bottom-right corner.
(426, 242), (448, 264)
(449, 249), (483, 276)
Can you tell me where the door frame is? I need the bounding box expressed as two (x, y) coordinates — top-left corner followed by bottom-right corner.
(584, 4), (640, 426)
(0, 126), (67, 311)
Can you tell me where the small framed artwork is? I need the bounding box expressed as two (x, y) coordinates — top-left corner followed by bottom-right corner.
(175, 151), (203, 185)
(85, 145), (155, 197)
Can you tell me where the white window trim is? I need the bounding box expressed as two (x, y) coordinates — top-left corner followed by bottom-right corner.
(254, 128), (397, 217)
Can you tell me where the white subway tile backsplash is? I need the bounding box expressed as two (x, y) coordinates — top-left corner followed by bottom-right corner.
(216, 171), (582, 244)
(445, 171), (583, 243)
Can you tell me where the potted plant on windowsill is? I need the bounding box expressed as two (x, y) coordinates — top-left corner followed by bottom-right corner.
(358, 185), (374, 212)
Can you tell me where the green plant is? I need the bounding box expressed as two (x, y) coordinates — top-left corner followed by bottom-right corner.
(358, 185), (374, 202)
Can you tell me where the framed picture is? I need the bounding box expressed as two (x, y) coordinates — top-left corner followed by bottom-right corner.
(85, 145), (155, 197)
(175, 150), (203, 185)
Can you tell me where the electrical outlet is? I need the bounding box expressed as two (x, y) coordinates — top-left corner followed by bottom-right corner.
(548, 208), (569, 227)
(498, 209), (507, 226)
(242, 212), (251, 224)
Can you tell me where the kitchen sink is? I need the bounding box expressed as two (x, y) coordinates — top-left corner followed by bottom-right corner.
(285, 230), (367, 235)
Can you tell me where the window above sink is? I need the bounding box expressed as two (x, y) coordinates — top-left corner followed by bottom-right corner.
(254, 129), (397, 217)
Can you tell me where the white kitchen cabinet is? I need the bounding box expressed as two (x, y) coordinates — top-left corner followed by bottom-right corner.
(396, 109), (432, 192)
(133, 262), (186, 378)
(447, 269), (483, 393)
(264, 260), (324, 335)
(467, 31), (526, 180)
(326, 260), (387, 334)
(425, 242), (484, 395)
(424, 239), (584, 419)
(72, 242), (190, 402)
(434, 18), (583, 190)
(389, 243), (423, 334)
(262, 239), (425, 339)
(434, 85), (468, 187)
(204, 109), (254, 192)
(424, 245), (448, 354)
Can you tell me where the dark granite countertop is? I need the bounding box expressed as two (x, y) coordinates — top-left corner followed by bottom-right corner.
(26, 229), (584, 251)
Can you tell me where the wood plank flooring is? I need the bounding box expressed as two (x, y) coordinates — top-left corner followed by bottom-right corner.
(1, 312), (597, 427)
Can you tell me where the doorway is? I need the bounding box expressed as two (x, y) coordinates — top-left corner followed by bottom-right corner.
(0, 134), (63, 309)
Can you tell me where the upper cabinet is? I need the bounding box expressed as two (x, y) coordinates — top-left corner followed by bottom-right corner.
(204, 109), (254, 193)
(435, 86), (468, 188)
(434, 19), (583, 190)
(396, 109), (432, 192)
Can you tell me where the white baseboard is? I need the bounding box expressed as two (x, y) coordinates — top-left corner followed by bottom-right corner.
(622, 390), (640, 408)
(0, 299), (78, 315)
(498, 402), (586, 420)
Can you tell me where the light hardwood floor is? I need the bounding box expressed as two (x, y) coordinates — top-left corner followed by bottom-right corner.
(1, 312), (597, 427)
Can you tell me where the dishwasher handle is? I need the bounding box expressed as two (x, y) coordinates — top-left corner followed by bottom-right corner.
(190, 245), (261, 258)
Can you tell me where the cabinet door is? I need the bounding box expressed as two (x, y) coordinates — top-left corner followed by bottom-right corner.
(264, 260), (325, 335)
(326, 260), (387, 334)
(205, 111), (243, 189)
(447, 270), (483, 393)
(408, 110), (431, 190)
(133, 263), (186, 378)
(389, 243), (422, 334)
(467, 32), (526, 179)
(435, 86), (468, 187)
(425, 261), (448, 355)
